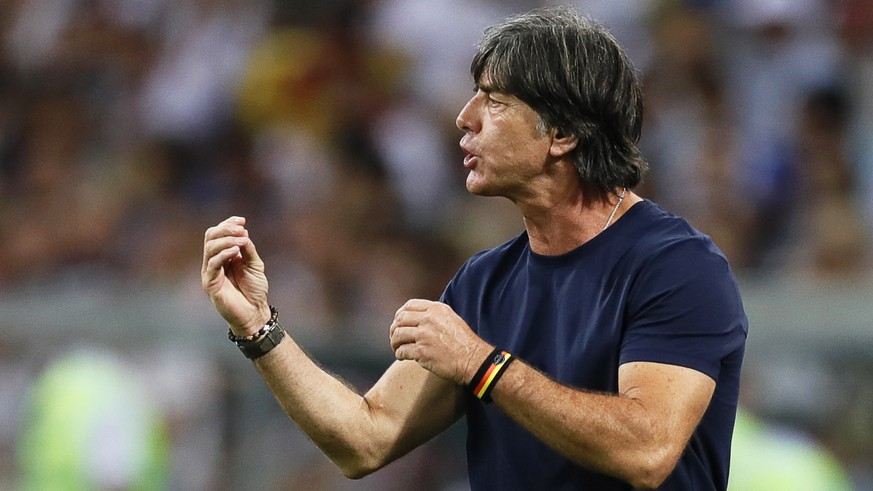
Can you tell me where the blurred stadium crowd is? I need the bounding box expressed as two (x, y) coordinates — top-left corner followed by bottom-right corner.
(1, 0), (872, 489)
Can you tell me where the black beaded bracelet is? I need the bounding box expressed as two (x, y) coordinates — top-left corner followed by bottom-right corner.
(227, 306), (279, 343)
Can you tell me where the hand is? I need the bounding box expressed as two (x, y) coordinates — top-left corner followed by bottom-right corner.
(201, 216), (271, 336)
(389, 299), (492, 385)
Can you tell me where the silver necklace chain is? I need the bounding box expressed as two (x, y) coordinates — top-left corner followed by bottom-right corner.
(602, 187), (628, 232)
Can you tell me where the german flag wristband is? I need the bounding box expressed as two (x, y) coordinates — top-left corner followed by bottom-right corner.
(469, 348), (516, 403)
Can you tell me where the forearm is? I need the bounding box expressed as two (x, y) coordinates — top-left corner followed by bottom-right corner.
(490, 361), (687, 489)
(252, 336), (394, 478)
(251, 334), (464, 479)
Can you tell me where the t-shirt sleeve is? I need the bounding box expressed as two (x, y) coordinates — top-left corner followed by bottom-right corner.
(439, 256), (472, 307)
(439, 248), (490, 315)
(620, 237), (748, 380)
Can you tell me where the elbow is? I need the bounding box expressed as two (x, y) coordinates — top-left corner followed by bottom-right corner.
(340, 464), (375, 480)
(625, 446), (682, 489)
(334, 409), (398, 479)
(627, 468), (670, 490)
(336, 449), (388, 480)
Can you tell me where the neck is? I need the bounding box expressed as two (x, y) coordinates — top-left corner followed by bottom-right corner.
(521, 187), (638, 256)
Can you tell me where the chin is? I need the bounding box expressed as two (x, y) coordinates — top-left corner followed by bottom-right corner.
(465, 181), (491, 197)
(465, 173), (492, 196)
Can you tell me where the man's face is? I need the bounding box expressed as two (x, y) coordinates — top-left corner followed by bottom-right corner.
(455, 77), (553, 200)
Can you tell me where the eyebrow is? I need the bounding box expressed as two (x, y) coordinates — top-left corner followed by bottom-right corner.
(475, 76), (515, 101)
(474, 82), (493, 93)
(474, 73), (497, 93)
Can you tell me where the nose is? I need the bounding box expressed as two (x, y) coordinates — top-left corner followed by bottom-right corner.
(455, 95), (478, 133)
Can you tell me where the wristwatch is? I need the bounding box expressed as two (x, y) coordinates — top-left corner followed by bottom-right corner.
(235, 323), (285, 359)
(227, 306), (286, 360)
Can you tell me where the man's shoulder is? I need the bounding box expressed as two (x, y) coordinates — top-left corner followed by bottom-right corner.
(459, 231), (529, 273)
(624, 200), (727, 265)
(441, 232), (528, 308)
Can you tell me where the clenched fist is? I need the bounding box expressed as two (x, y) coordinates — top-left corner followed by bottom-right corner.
(389, 299), (491, 385)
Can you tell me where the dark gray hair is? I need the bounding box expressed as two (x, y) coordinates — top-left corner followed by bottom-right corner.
(471, 7), (647, 194)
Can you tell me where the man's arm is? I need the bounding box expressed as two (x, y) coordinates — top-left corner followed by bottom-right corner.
(202, 217), (464, 478)
(391, 299), (715, 489)
(253, 341), (464, 478)
(490, 359), (714, 489)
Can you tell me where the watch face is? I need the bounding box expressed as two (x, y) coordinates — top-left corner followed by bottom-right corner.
(239, 324), (285, 359)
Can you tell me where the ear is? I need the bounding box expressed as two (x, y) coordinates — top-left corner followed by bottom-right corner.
(549, 129), (578, 158)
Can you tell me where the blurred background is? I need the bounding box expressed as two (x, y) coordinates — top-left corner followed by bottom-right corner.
(1, 0), (872, 489)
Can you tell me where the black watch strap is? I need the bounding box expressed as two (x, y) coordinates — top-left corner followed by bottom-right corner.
(235, 322), (285, 359)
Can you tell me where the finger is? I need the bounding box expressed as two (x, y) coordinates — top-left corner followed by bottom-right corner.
(202, 236), (246, 274)
(203, 216), (247, 243)
(225, 215), (246, 227)
(394, 342), (419, 362)
(204, 244), (241, 277)
(392, 310), (427, 328)
(389, 326), (417, 352)
(206, 217), (246, 240)
(202, 220), (246, 272)
(236, 234), (263, 264)
(389, 314), (419, 339)
(399, 298), (434, 312)
(202, 245), (241, 292)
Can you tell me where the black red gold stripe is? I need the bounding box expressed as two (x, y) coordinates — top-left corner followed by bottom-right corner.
(470, 348), (516, 402)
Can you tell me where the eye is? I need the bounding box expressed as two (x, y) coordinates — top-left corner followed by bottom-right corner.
(487, 95), (504, 107)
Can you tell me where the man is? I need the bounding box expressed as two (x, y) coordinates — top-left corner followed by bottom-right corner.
(201, 7), (747, 490)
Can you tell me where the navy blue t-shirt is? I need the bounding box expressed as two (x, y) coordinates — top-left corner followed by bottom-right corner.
(440, 200), (748, 490)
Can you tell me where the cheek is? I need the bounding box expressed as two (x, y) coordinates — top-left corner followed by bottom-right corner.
(481, 111), (552, 169)
(491, 122), (541, 153)
(502, 131), (551, 166)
